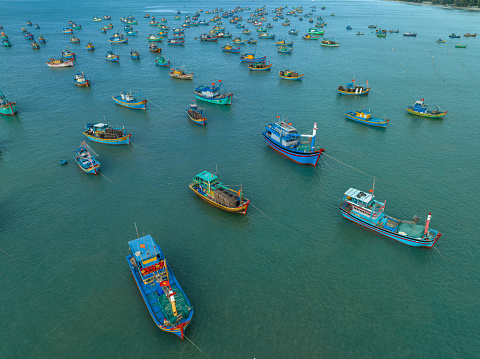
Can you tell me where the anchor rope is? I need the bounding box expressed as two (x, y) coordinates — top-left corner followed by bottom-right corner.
(433, 246), (468, 268)
(458, 58), (480, 86)
(250, 203), (292, 231)
(234, 95), (266, 109)
(183, 334), (211, 358)
(0, 248), (17, 262)
(99, 171), (114, 183)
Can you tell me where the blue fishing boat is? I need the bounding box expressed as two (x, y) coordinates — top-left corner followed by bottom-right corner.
(112, 90), (147, 110)
(62, 49), (76, 59)
(130, 49), (140, 59)
(84, 123), (131, 145)
(346, 25), (352, 30)
(448, 33), (460, 38)
(105, 50), (120, 62)
(406, 99), (447, 119)
(345, 110), (389, 128)
(403, 32), (417, 37)
(126, 234), (193, 339)
(73, 71), (90, 87)
(240, 51), (266, 63)
(262, 120), (325, 165)
(337, 80), (370, 95)
(73, 142), (100, 174)
(0, 90), (18, 116)
(193, 81), (233, 105)
(288, 28), (299, 35)
(109, 33), (128, 43)
(186, 103), (206, 125)
(155, 56), (170, 67)
(221, 44), (240, 53)
(278, 69), (303, 80)
(276, 46), (292, 54)
(38, 35), (45, 44)
(340, 188), (441, 247)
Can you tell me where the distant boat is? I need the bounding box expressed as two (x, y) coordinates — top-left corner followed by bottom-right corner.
(167, 38), (185, 45)
(46, 58), (74, 67)
(62, 28), (73, 34)
(0, 90), (18, 116)
(276, 46), (292, 54)
(34, 23), (40, 29)
(248, 62), (272, 71)
(31, 41), (40, 49)
(112, 90), (147, 109)
(3, 39), (12, 47)
(436, 39), (445, 43)
(193, 81), (233, 105)
(455, 44), (467, 48)
(84, 123), (131, 145)
(92, 16), (102, 22)
(302, 34), (319, 40)
(278, 69), (303, 80)
(340, 188), (441, 247)
(464, 32), (477, 37)
(70, 36), (80, 44)
(73, 71), (90, 87)
(38, 35), (46, 43)
(24, 32), (34, 40)
(258, 32), (275, 39)
(321, 39), (339, 47)
(126, 234), (193, 339)
(221, 43), (240, 53)
(155, 56), (170, 67)
(337, 80), (370, 95)
(103, 15), (111, 20)
(149, 43), (162, 53)
(71, 24), (82, 30)
(109, 33), (128, 43)
(247, 38), (257, 44)
(189, 171), (250, 214)
(147, 34), (163, 42)
(389, 29), (399, 33)
(232, 37), (247, 45)
(346, 25), (352, 30)
(126, 30), (138, 36)
(406, 99), (447, 119)
(275, 39), (293, 46)
(448, 33), (460, 38)
(130, 49), (140, 59)
(169, 66), (193, 80)
(73, 141), (100, 174)
(262, 120), (324, 165)
(240, 52), (266, 63)
(288, 28), (299, 35)
(345, 110), (389, 128)
(356, 31), (364, 35)
(403, 32), (417, 37)
(368, 24), (377, 28)
(62, 49), (76, 59)
(86, 41), (95, 50)
(186, 103), (206, 125)
(105, 50), (120, 62)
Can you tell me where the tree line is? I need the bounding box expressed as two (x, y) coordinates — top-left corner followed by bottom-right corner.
(401, 0), (479, 7)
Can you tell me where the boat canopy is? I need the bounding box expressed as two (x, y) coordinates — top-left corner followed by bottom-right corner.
(93, 123), (107, 128)
(128, 235), (159, 264)
(195, 171), (218, 185)
(344, 188), (373, 205)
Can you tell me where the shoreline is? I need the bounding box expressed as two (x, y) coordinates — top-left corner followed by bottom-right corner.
(381, 0), (480, 11)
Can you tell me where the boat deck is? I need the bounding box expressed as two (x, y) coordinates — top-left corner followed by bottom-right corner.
(397, 222), (425, 238)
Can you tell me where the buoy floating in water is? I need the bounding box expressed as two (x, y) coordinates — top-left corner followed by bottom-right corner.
(59, 159), (68, 165)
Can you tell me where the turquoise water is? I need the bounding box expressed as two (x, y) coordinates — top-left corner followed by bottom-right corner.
(1, 0), (479, 357)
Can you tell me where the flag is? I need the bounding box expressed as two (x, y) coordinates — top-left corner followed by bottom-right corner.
(140, 244), (146, 248)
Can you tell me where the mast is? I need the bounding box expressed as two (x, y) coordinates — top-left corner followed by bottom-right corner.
(311, 123), (317, 151)
(424, 213), (432, 236)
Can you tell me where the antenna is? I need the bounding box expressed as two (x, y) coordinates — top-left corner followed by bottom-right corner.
(134, 222), (140, 238)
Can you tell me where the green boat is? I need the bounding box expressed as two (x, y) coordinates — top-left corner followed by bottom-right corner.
(307, 28), (324, 35)
(455, 44), (467, 48)
(0, 90), (18, 116)
(193, 82), (233, 105)
(377, 32), (386, 38)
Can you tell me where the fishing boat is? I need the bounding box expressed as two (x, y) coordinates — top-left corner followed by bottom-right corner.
(147, 34), (163, 42)
(448, 33), (460, 38)
(337, 80), (370, 96)
(339, 188), (441, 247)
(232, 37), (246, 45)
(63, 28), (73, 34)
(193, 81), (233, 105)
(126, 234), (193, 339)
(346, 26), (352, 30)
(62, 49), (76, 59)
(278, 69), (303, 80)
(240, 51), (266, 63)
(84, 123), (131, 145)
(368, 24), (377, 29)
(86, 41), (95, 50)
(345, 110), (388, 128)
(3, 39), (12, 47)
(377, 32), (386, 38)
(321, 39), (339, 47)
(167, 38), (185, 45)
(130, 49), (140, 59)
(149, 20), (159, 26)
(71, 24), (82, 30)
(46, 58), (74, 67)
(258, 32), (275, 39)
(103, 15), (111, 20)
(243, 29), (251, 35)
(144, 13), (150, 18)
(73, 142), (100, 175)
(70, 36), (80, 44)
(100, 28), (106, 34)
(464, 32), (477, 37)
(275, 39), (293, 46)
(126, 20), (138, 25)
(308, 28), (324, 35)
(288, 29), (299, 35)
(199, 33), (218, 41)
(276, 46), (292, 54)
(389, 29), (399, 33)
(34, 23), (40, 29)
(92, 16), (102, 21)
(262, 120), (324, 165)
(27, 20), (32, 26)
(155, 56), (170, 67)
(356, 31), (364, 35)
(169, 66), (193, 80)
(406, 99), (447, 119)
(455, 44), (467, 48)
(112, 90), (147, 110)
(109, 34), (128, 43)
(186, 103), (206, 125)
(105, 51), (120, 62)
(436, 39), (446, 43)
(221, 44), (240, 53)
(31, 41), (39, 49)
(149, 43), (161, 53)
(403, 32), (417, 37)
(189, 171), (250, 214)
(247, 38), (257, 44)
(248, 62), (272, 71)
(73, 71), (90, 87)
(302, 34), (319, 40)
(0, 91), (18, 116)
(24, 32), (34, 40)
(105, 23), (113, 29)
(38, 35), (45, 43)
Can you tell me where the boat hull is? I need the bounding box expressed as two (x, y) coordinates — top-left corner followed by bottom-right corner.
(189, 183), (250, 214)
(47, 60), (74, 68)
(240, 56), (266, 63)
(193, 92), (233, 105)
(83, 132), (131, 144)
(112, 96), (147, 109)
(262, 132), (322, 165)
(186, 110), (206, 126)
(339, 207), (440, 248)
(0, 102), (18, 115)
(338, 88), (370, 96)
(345, 112), (388, 127)
(406, 107), (447, 119)
(249, 64), (272, 71)
(279, 74), (303, 80)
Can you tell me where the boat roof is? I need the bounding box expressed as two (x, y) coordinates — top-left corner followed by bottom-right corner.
(128, 235), (161, 263)
(344, 188), (373, 204)
(273, 121), (297, 133)
(196, 170), (218, 182)
(93, 123), (107, 128)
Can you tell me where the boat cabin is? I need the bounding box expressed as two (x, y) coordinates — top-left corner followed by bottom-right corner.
(413, 100), (427, 113)
(193, 171), (219, 188)
(265, 122), (300, 148)
(120, 91), (135, 102)
(128, 236), (165, 285)
(196, 85), (219, 98)
(344, 188), (374, 207)
(354, 110), (372, 119)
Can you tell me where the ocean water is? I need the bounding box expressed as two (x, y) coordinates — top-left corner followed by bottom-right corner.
(1, 0), (479, 358)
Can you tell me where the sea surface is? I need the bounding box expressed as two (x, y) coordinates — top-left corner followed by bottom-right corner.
(1, 0), (479, 358)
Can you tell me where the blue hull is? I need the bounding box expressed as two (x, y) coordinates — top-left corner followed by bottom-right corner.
(112, 96), (147, 109)
(340, 208), (439, 248)
(262, 132), (322, 166)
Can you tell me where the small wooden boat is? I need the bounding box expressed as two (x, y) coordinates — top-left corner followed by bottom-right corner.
(100, 28), (106, 33)
(144, 13), (150, 18)
(248, 62), (272, 71)
(199, 33), (218, 41)
(247, 38), (257, 44)
(389, 29), (399, 33)
(275, 39), (293, 46)
(288, 29), (299, 35)
(70, 36), (80, 44)
(34, 23), (40, 29)
(24, 32), (34, 40)
(126, 234), (193, 339)
(346, 26), (352, 30)
(436, 39), (445, 43)
(130, 49), (140, 59)
(321, 39), (339, 47)
(86, 41), (95, 50)
(46, 58), (74, 68)
(279, 69), (303, 80)
(71, 24), (82, 30)
(186, 103), (206, 125)
(193, 82), (233, 105)
(149, 43), (161, 53)
(403, 32), (417, 37)
(84, 123), (131, 145)
(243, 29), (251, 35)
(345, 110), (388, 128)
(149, 21), (159, 26)
(109, 33), (128, 43)
(464, 32), (477, 37)
(356, 31), (364, 35)
(63, 28), (73, 34)
(62, 49), (76, 59)
(368, 24), (377, 29)
(26, 20), (32, 26)
(303, 34), (319, 40)
(167, 38), (185, 45)
(73, 142), (100, 175)
(221, 44), (240, 53)
(448, 33), (460, 38)
(406, 99), (447, 119)
(38, 35), (46, 43)
(105, 23), (113, 29)
(103, 15), (111, 20)
(240, 51), (266, 63)
(126, 20), (138, 25)
(126, 30), (138, 36)
(189, 171), (250, 214)
(105, 51), (120, 62)
(59, 160), (68, 165)
(0, 90), (18, 116)
(169, 66), (193, 80)
(3, 39), (12, 47)
(31, 41), (40, 49)
(73, 71), (90, 87)
(112, 90), (147, 109)
(147, 34), (163, 42)
(308, 28), (324, 35)
(232, 37), (247, 45)
(258, 32), (275, 39)
(276, 46), (292, 54)
(155, 56), (170, 67)
(92, 16), (102, 22)
(377, 32), (386, 38)
(455, 44), (467, 48)
(338, 80), (370, 95)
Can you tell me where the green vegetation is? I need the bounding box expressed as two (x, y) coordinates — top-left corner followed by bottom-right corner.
(401, 0), (480, 7)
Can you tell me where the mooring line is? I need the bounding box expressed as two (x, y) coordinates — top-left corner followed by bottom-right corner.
(148, 100), (171, 113)
(250, 203), (291, 231)
(183, 334), (210, 358)
(234, 95), (265, 109)
(99, 171), (114, 183)
(433, 246), (467, 268)
(458, 58), (480, 85)
(0, 248), (17, 262)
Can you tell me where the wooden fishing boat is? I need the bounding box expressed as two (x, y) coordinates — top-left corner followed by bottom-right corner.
(26, 20), (32, 26)
(248, 62), (272, 71)
(3, 39), (12, 47)
(63, 28), (73, 34)
(38, 35), (46, 44)
(92, 16), (102, 22)
(403, 32), (417, 37)
(308, 28), (324, 35)
(340, 188), (441, 247)
(169, 66), (193, 79)
(368, 24), (377, 29)
(149, 20), (159, 26)
(276, 46), (292, 54)
(346, 26), (352, 30)
(232, 37), (247, 45)
(126, 20), (138, 25)
(356, 31), (364, 35)
(24, 32), (34, 40)
(288, 29), (299, 35)
(243, 29), (251, 35)
(247, 38), (257, 44)
(105, 51), (120, 62)
(84, 123), (131, 145)
(105, 23), (113, 29)
(86, 41), (94, 50)
(109, 33), (128, 43)
(406, 99), (447, 119)
(302, 34), (319, 40)
(147, 34), (163, 42)
(145, 13), (150, 18)
(0, 91), (18, 116)
(62, 49), (76, 59)
(73, 71), (90, 87)
(186, 103), (206, 125)
(464, 32), (477, 37)
(448, 33), (460, 38)
(130, 49), (140, 59)
(337, 80), (370, 96)
(389, 29), (399, 33)
(100, 28), (106, 33)
(112, 90), (147, 109)
(70, 36), (80, 44)
(103, 15), (111, 20)
(189, 171), (250, 214)
(167, 38), (185, 45)
(199, 33), (218, 41)
(321, 39), (339, 47)
(155, 56), (170, 67)
(126, 30), (138, 36)
(279, 69), (303, 80)
(31, 41), (39, 49)
(258, 32), (275, 39)
(275, 39), (293, 46)
(71, 24), (82, 30)
(149, 43), (162, 53)
(126, 234), (193, 339)
(455, 44), (467, 48)
(73, 142), (100, 174)
(240, 51), (266, 63)
(263, 120), (324, 165)
(193, 82), (233, 105)
(436, 39), (445, 43)
(34, 23), (40, 29)
(345, 110), (388, 128)
(46, 58), (74, 67)
(221, 44), (240, 53)
(377, 32), (386, 38)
